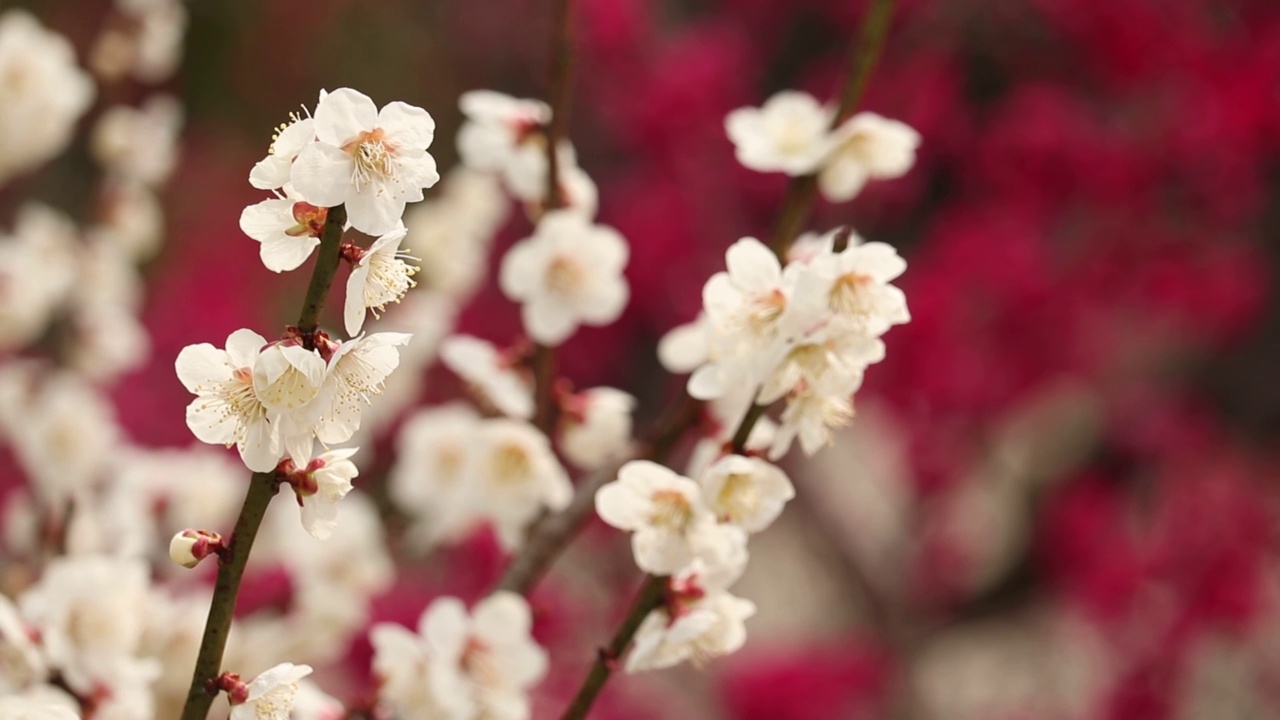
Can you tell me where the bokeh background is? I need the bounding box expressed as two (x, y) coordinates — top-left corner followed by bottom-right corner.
(5, 0), (1280, 717)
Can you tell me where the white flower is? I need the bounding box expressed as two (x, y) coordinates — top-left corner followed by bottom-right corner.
(291, 88), (440, 235)
(810, 239), (910, 336)
(724, 91), (833, 176)
(91, 178), (164, 260)
(311, 332), (412, 445)
(0, 203), (79, 352)
(251, 340), (326, 463)
(465, 419), (573, 550)
(0, 593), (46, 694)
(757, 323), (882, 405)
(8, 371), (119, 506)
(250, 111), (317, 191)
(627, 565), (756, 672)
(439, 335), (533, 419)
(91, 95), (183, 186)
(595, 460), (747, 576)
(403, 167), (508, 298)
(0, 692), (80, 720)
(230, 663), (314, 720)
(0, 10), (94, 184)
(285, 448), (358, 540)
(769, 386), (855, 459)
(698, 455), (794, 532)
(389, 403), (482, 547)
(18, 556), (157, 697)
(559, 387), (635, 470)
(175, 329), (280, 472)
(501, 141), (598, 218)
(499, 210), (629, 345)
(819, 111), (920, 202)
(457, 90), (550, 172)
(344, 224), (420, 335)
(238, 190), (331, 273)
(90, 0), (186, 83)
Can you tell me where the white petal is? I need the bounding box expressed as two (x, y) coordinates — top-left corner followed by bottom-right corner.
(345, 264), (372, 336)
(291, 143), (354, 208)
(261, 236), (320, 273)
(249, 156), (293, 190)
(175, 344), (231, 391)
(240, 418), (281, 472)
(313, 88), (377, 145)
(522, 297), (577, 345)
(346, 185), (406, 236)
(224, 329), (268, 368)
(378, 102), (436, 150)
(239, 198), (294, 243)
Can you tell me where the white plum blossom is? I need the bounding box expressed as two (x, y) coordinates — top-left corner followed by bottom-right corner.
(725, 91), (833, 176)
(229, 663), (314, 720)
(698, 454), (795, 532)
(403, 167), (508, 298)
(175, 329), (281, 472)
(819, 111), (921, 202)
(499, 209), (630, 345)
(811, 239), (911, 336)
(627, 564), (756, 673)
(0, 594), (46, 693)
(371, 592), (548, 720)
(344, 224), (420, 335)
(456, 90), (550, 172)
(251, 340), (326, 464)
(312, 332), (412, 445)
(250, 110), (317, 191)
(559, 387), (636, 470)
(769, 385), (856, 459)
(501, 141), (598, 218)
(0, 692), (80, 720)
(757, 323), (882, 405)
(389, 403), (482, 547)
(18, 555), (158, 699)
(439, 335), (533, 419)
(0, 10), (94, 184)
(595, 460), (747, 576)
(238, 190), (331, 273)
(466, 419), (573, 550)
(282, 447), (359, 540)
(291, 88), (440, 235)
(91, 178), (164, 260)
(7, 372), (119, 506)
(0, 203), (79, 352)
(91, 95), (183, 186)
(90, 0), (187, 83)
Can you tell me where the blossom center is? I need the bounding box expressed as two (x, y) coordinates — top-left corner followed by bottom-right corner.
(747, 290), (787, 335)
(650, 490), (694, 530)
(492, 443), (532, 483)
(345, 128), (397, 191)
(716, 472), (760, 523)
(460, 636), (502, 686)
(545, 255), (587, 296)
(829, 272), (872, 318)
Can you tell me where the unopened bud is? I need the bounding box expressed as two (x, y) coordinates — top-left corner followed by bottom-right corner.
(169, 529), (223, 569)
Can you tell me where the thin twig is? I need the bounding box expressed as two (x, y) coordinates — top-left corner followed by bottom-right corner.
(179, 205), (348, 720)
(560, 574), (666, 720)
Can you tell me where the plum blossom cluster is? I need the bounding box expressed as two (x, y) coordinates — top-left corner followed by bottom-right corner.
(371, 592), (548, 720)
(726, 90), (921, 203)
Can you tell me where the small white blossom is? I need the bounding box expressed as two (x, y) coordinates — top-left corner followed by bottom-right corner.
(627, 564), (756, 673)
(403, 167), (508, 298)
(501, 141), (598, 218)
(344, 225), (420, 335)
(238, 190), (331, 273)
(810, 239), (910, 336)
(724, 91), (833, 176)
(91, 95), (183, 186)
(389, 403), (482, 547)
(252, 340), (326, 464)
(90, 178), (164, 260)
(175, 329), (280, 472)
(698, 454), (794, 532)
(230, 663), (314, 720)
(250, 110), (317, 191)
(499, 210), (629, 345)
(0, 10), (94, 184)
(0, 203), (79, 352)
(456, 90), (550, 173)
(8, 372), (119, 506)
(285, 448), (358, 540)
(291, 88), (440, 235)
(0, 692), (80, 720)
(90, 0), (186, 83)
(0, 594), (46, 693)
(819, 111), (920, 202)
(439, 335), (533, 419)
(466, 419), (572, 550)
(559, 387), (635, 470)
(311, 332), (411, 445)
(769, 385), (856, 459)
(595, 460), (747, 576)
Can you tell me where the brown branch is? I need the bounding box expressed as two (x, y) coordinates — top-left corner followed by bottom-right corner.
(179, 205), (348, 720)
(543, 0), (576, 212)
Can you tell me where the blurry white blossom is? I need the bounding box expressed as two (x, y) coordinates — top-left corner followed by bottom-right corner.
(0, 204), (79, 352)
(559, 387), (635, 470)
(0, 594), (46, 693)
(92, 95), (183, 186)
(292, 88), (440, 235)
(439, 335), (533, 419)
(820, 111), (920, 202)
(698, 454), (794, 533)
(0, 10), (94, 184)
(627, 562), (756, 672)
(90, 0), (187, 83)
(725, 91), (833, 176)
(457, 90), (550, 172)
(403, 167), (508, 298)
(90, 178), (164, 260)
(390, 403), (482, 548)
(499, 210), (629, 345)
(596, 460), (747, 576)
(7, 372), (119, 506)
(467, 419), (573, 550)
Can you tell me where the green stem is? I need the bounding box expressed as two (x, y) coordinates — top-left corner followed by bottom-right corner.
(560, 574), (666, 720)
(178, 472), (279, 720)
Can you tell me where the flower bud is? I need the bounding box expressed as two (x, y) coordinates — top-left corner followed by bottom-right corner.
(169, 529), (223, 569)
